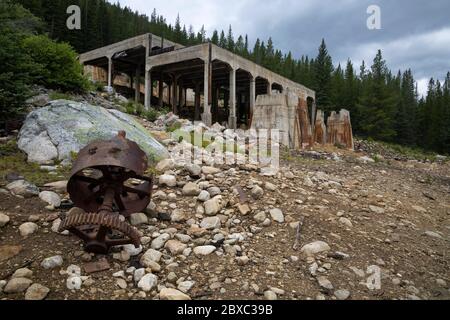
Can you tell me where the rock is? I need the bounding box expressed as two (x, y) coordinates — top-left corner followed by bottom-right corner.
(25, 284), (50, 300)
(122, 244), (143, 257)
(264, 290), (278, 300)
(113, 250), (130, 262)
(130, 213), (148, 226)
(39, 191), (61, 207)
(41, 255), (63, 269)
(204, 197), (221, 216)
(159, 175), (177, 187)
(202, 166), (221, 175)
(134, 268), (146, 283)
(18, 100), (168, 164)
(6, 180), (39, 197)
(253, 212), (267, 223)
(358, 156), (375, 164)
(436, 279), (447, 287)
(423, 231), (443, 239)
(0, 213), (10, 227)
(238, 204), (251, 216)
(182, 182), (201, 196)
(66, 276), (82, 290)
(193, 245), (217, 256)
(19, 222), (38, 237)
(200, 217), (221, 230)
(12, 268), (33, 279)
(151, 233), (171, 250)
(140, 249), (162, 266)
(178, 280), (195, 293)
(339, 217), (353, 228)
(160, 288), (191, 300)
(251, 186), (264, 199)
(197, 190), (211, 202)
(4, 278), (33, 294)
(334, 289), (350, 300)
(116, 278), (127, 290)
(303, 176), (314, 187)
(301, 241), (331, 257)
(185, 164), (202, 178)
(369, 205), (385, 214)
(236, 256), (250, 266)
(165, 240), (188, 255)
(0, 245), (22, 262)
(26, 93), (50, 107)
(66, 265), (81, 277)
(264, 182), (277, 191)
(412, 205), (427, 213)
(138, 273), (158, 292)
(155, 159), (175, 172)
(317, 276), (333, 293)
(269, 208), (284, 223)
(207, 187), (222, 197)
(171, 209), (187, 222)
(0, 280), (6, 293)
(44, 181), (67, 193)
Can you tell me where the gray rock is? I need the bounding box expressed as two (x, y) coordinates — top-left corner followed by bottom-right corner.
(6, 180), (39, 197)
(197, 190), (211, 202)
(317, 276), (333, 293)
(39, 191), (61, 207)
(423, 231), (443, 239)
(151, 233), (171, 250)
(178, 280), (195, 293)
(41, 255), (63, 269)
(204, 197), (221, 216)
(122, 244), (143, 257)
(171, 209), (187, 223)
(369, 205), (385, 214)
(207, 187), (222, 197)
(202, 166), (221, 175)
(155, 159), (175, 172)
(159, 175), (177, 187)
(130, 213), (148, 226)
(25, 284), (50, 300)
(301, 241), (331, 257)
(334, 289), (350, 300)
(253, 212), (267, 223)
(182, 182), (201, 196)
(0, 213), (10, 227)
(138, 273), (158, 292)
(18, 100), (168, 164)
(140, 249), (162, 266)
(19, 222), (39, 237)
(251, 186), (264, 199)
(160, 288), (191, 300)
(12, 268), (33, 279)
(200, 217), (221, 230)
(339, 217), (353, 228)
(193, 245), (217, 256)
(269, 208), (284, 223)
(4, 278), (33, 293)
(264, 290), (278, 300)
(185, 164), (202, 177)
(264, 182), (277, 191)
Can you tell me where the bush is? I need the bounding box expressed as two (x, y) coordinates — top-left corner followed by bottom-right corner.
(143, 109), (159, 122)
(22, 35), (89, 92)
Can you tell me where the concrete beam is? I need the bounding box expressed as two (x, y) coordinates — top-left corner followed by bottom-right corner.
(250, 76), (256, 115)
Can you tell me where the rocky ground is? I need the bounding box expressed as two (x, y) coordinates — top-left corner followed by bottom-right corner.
(1, 97), (449, 301)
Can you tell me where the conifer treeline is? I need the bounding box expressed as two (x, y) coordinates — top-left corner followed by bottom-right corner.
(15, 0), (450, 153)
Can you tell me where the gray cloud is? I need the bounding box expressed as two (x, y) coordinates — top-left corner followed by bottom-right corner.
(117, 0), (450, 95)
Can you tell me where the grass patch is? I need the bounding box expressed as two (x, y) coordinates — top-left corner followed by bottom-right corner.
(0, 139), (70, 186)
(49, 91), (73, 101)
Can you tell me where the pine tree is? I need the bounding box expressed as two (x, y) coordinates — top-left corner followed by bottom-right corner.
(226, 25), (234, 52)
(314, 39), (334, 113)
(211, 30), (219, 45)
(219, 30), (226, 48)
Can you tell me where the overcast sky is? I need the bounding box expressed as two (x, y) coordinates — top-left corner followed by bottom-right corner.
(115, 0), (450, 97)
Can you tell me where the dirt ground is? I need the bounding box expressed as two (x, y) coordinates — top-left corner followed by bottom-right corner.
(1, 147), (449, 300)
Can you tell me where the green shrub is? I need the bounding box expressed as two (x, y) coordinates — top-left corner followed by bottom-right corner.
(23, 35), (89, 92)
(143, 109), (159, 122)
(49, 91), (73, 101)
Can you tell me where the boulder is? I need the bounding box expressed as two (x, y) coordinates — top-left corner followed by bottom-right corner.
(19, 222), (38, 237)
(25, 284), (50, 300)
(39, 191), (61, 207)
(6, 180), (39, 198)
(4, 278), (33, 294)
(182, 182), (201, 196)
(301, 241), (331, 257)
(160, 288), (191, 300)
(18, 100), (168, 164)
(0, 213), (10, 227)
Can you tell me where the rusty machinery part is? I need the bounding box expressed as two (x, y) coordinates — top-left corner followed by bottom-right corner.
(67, 131), (153, 217)
(59, 208), (142, 253)
(62, 131), (154, 253)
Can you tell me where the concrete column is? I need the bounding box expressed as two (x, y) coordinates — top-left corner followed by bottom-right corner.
(250, 77), (256, 115)
(267, 81), (272, 95)
(202, 60), (212, 126)
(144, 68), (152, 109)
(194, 82), (201, 121)
(228, 68), (237, 129)
(172, 76), (178, 114)
(158, 79), (164, 108)
(178, 84), (183, 109)
(107, 56), (113, 88)
(135, 66), (141, 103)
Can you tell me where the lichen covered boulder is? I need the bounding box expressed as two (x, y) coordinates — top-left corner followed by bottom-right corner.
(18, 100), (168, 165)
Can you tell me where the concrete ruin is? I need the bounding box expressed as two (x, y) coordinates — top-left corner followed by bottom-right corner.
(79, 33), (353, 150)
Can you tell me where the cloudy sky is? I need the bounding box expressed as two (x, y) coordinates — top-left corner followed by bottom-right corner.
(116, 0), (450, 96)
